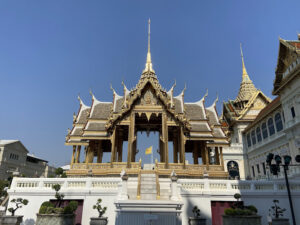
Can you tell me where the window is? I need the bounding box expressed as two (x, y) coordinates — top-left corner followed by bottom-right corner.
(262, 122), (268, 139)
(262, 162), (266, 175)
(268, 118), (275, 136)
(247, 133), (251, 147)
(251, 130), (256, 145)
(275, 113), (283, 132)
(257, 164), (260, 173)
(291, 107), (296, 118)
(256, 127), (262, 143)
(252, 166), (255, 177)
(282, 111), (285, 122)
(9, 153), (19, 160)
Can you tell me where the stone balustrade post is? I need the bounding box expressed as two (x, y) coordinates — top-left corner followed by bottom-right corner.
(170, 170), (179, 201)
(86, 178), (92, 189)
(62, 179), (68, 189)
(118, 170), (129, 200)
(250, 182), (255, 191)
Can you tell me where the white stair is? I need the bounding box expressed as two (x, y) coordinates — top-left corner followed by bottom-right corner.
(140, 173), (157, 200)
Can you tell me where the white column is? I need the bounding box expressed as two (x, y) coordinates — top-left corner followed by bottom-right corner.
(170, 171), (179, 201)
(118, 170), (128, 200)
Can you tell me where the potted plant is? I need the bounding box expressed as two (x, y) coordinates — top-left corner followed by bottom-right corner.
(36, 184), (78, 225)
(269, 200), (289, 225)
(188, 206), (206, 225)
(90, 198), (108, 225)
(1, 198), (28, 225)
(222, 193), (261, 225)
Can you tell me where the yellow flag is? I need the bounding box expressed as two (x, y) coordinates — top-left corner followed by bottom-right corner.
(145, 146), (152, 155)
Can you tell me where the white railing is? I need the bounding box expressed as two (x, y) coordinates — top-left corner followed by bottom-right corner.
(10, 177), (121, 191)
(178, 179), (300, 193)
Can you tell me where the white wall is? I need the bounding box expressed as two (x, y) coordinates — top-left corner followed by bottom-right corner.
(6, 177), (300, 225)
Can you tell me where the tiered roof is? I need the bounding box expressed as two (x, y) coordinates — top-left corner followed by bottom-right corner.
(66, 19), (228, 146)
(273, 35), (300, 95)
(222, 45), (270, 125)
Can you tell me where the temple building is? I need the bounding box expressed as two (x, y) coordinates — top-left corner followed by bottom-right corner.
(243, 34), (300, 180)
(65, 20), (229, 178)
(222, 45), (271, 179)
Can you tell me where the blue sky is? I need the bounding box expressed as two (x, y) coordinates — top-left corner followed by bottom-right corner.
(0, 1), (299, 167)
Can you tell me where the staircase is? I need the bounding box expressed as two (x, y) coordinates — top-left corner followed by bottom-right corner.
(140, 173), (157, 200)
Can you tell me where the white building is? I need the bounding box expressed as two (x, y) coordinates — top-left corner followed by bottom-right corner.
(243, 35), (300, 180)
(222, 46), (271, 180)
(0, 140), (56, 179)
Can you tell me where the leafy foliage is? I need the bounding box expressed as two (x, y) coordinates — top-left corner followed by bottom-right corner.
(38, 184), (78, 215)
(270, 199), (286, 218)
(7, 198), (29, 216)
(55, 168), (67, 178)
(224, 193), (258, 216)
(63, 201), (78, 214)
(0, 180), (9, 204)
(52, 184), (64, 208)
(192, 206), (201, 218)
(93, 199), (107, 217)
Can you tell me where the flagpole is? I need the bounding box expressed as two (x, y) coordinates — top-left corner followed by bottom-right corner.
(151, 150), (153, 165)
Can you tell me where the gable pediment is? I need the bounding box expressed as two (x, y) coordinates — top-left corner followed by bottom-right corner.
(106, 74), (191, 132)
(238, 91), (270, 120)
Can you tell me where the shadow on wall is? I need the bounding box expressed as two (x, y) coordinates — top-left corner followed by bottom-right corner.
(24, 218), (35, 225)
(184, 196), (210, 225)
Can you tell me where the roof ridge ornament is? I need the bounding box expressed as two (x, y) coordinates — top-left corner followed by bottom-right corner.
(240, 43), (250, 82)
(142, 18), (155, 74)
(235, 44), (257, 103)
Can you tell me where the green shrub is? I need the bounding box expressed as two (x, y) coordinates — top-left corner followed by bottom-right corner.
(224, 207), (256, 216)
(93, 199), (107, 217)
(39, 206), (47, 214)
(63, 201), (78, 214)
(41, 201), (54, 208)
(53, 207), (64, 214)
(8, 198), (29, 216)
(224, 208), (235, 216)
(246, 205), (257, 214)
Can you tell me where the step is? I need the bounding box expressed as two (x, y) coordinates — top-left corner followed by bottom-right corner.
(140, 193), (157, 200)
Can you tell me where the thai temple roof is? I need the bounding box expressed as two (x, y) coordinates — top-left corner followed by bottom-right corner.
(235, 44), (257, 103)
(222, 45), (271, 125)
(273, 35), (300, 95)
(66, 19), (228, 145)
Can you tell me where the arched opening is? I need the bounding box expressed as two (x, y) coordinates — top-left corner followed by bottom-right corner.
(227, 161), (240, 179)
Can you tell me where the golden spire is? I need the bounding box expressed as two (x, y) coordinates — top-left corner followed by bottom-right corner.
(240, 43), (250, 82)
(235, 44), (257, 103)
(143, 18), (155, 73)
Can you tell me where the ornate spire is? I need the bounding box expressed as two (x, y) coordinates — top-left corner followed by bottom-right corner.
(240, 44), (250, 82)
(235, 44), (257, 103)
(143, 18), (155, 73)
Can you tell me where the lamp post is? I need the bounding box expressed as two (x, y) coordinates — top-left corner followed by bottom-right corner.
(266, 153), (300, 225)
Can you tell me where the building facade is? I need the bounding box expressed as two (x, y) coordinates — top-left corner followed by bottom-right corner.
(65, 20), (229, 180)
(222, 46), (271, 179)
(0, 140), (56, 179)
(243, 35), (300, 179)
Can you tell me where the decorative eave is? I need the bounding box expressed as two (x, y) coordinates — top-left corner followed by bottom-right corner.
(237, 90), (271, 121)
(65, 96), (91, 144)
(273, 37), (300, 95)
(105, 75), (191, 132)
(185, 89), (208, 120)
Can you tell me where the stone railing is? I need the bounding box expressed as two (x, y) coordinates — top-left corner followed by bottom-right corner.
(179, 179), (300, 194)
(10, 177), (121, 192)
(71, 162), (141, 170)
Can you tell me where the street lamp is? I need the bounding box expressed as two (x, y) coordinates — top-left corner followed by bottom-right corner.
(266, 153), (300, 225)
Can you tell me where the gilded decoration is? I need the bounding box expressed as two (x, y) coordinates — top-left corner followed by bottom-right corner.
(66, 20), (229, 179)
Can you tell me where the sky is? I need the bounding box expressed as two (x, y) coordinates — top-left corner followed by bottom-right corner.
(0, 1), (300, 167)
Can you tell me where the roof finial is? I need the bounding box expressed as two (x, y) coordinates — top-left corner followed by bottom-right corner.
(143, 18), (155, 73)
(240, 43), (250, 81)
(148, 18), (151, 55)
